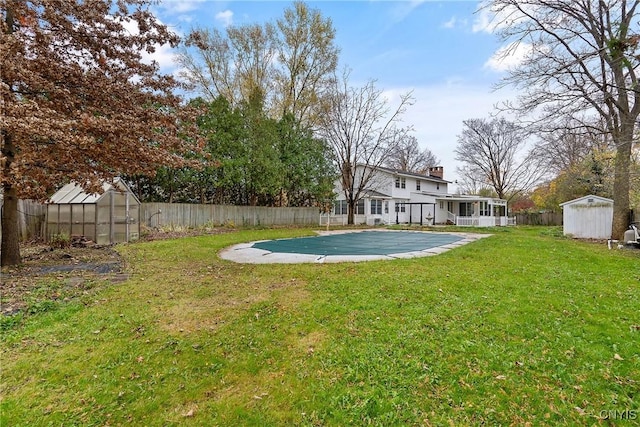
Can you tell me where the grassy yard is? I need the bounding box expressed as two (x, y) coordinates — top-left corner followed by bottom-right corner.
(1, 227), (639, 426)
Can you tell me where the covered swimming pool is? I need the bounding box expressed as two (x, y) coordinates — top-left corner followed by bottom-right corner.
(220, 229), (490, 264)
(252, 230), (463, 255)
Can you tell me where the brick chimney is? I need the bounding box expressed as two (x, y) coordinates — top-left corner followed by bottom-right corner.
(428, 166), (444, 179)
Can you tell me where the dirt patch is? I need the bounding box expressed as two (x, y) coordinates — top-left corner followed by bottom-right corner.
(1, 227), (238, 318)
(1, 244), (126, 316)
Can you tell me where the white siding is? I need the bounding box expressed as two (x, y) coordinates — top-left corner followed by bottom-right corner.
(562, 198), (613, 239)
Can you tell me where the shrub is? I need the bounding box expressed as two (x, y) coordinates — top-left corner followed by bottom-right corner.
(49, 233), (71, 249)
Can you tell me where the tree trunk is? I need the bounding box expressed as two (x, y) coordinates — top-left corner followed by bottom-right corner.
(611, 129), (632, 240)
(1, 5), (21, 266)
(1, 184), (21, 267)
(1, 133), (21, 266)
(347, 199), (355, 225)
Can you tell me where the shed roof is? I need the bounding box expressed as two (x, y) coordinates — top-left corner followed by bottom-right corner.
(559, 194), (613, 207)
(49, 179), (138, 204)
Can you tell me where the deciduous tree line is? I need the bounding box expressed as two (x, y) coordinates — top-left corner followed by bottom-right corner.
(454, 0), (639, 240)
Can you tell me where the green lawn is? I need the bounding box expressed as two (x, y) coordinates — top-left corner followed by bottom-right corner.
(1, 227), (639, 426)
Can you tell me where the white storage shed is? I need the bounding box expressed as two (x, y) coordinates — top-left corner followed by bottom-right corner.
(560, 195), (613, 239)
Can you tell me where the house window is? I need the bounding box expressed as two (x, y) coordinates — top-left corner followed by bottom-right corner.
(459, 202), (473, 217)
(384, 201), (389, 214)
(447, 201), (454, 213)
(371, 200), (382, 215)
(439, 201), (444, 210)
(401, 178), (406, 189)
(333, 200), (347, 215)
(479, 201), (490, 216)
(335, 200), (364, 215)
(416, 180), (421, 191)
(395, 177), (400, 188)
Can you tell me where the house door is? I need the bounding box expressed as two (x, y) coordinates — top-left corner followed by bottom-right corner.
(493, 205), (503, 226)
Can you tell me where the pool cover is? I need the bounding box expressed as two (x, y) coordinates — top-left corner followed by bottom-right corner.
(251, 230), (464, 256)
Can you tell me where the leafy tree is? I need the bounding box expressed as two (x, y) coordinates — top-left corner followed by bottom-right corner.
(239, 90), (283, 206)
(164, 95), (335, 207)
(1, 0), (199, 266)
(384, 134), (439, 174)
(486, 0), (640, 239)
(454, 117), (542, 201)
(317, 69), (414, 224)
(276, 114), (336, 207)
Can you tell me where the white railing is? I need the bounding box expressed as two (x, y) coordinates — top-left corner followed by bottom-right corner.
(455, 216), (516, 227)
(456, 216), (479, 226)
(447, 211), (457, 224)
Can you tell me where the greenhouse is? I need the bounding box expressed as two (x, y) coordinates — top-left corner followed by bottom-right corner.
(46, 179), (140, 245)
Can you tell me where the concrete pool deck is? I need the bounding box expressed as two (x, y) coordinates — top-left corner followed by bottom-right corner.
(219, 229), (491, 264)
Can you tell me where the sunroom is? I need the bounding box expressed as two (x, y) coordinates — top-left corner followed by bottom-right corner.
(435, 196), (515, 226)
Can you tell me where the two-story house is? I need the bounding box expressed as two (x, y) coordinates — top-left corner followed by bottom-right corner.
(324, 165), (514, 227)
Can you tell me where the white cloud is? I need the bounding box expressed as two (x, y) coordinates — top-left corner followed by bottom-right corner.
(388, 0), (426, 24)
(159, 0), (205, 15)
(216, 10), (234, 28)
(484, 41), (531, 72)
(442, 16), (457, 29)
(472, 0), (526, 34)
(120, 17), (179, 74)
(472, 7), (495, 33)
(472, 1), (537, 34)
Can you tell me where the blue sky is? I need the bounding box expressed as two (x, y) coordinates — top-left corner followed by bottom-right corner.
(149, 1), (518, 186)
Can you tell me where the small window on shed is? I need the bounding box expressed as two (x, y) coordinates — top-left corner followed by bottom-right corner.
(588, 198), (594, 203)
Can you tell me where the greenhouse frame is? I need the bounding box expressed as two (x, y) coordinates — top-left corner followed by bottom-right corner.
(46, 179), (140, 245)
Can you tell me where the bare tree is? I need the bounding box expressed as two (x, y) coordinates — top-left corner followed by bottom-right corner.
(317, 70), (414, 224)
(178, 1), (338, 127)
(179, 23), (278, 108)
(455, 165), (493, 195)
(455, 117), (542, 201)
(1, 0), (200, 266)
(534, 117), (612, 175)
(486, 0), (640, 239)
(275, 1), (339, 126)
(384, 135), (439, 174)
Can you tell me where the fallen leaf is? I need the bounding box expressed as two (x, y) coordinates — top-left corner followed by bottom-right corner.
(495, 375), (506, 380)
(614, 353), (624, 361)
(574, 406), (586, 416)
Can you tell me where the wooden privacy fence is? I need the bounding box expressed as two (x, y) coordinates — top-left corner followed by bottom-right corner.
(514, 212), (563, 226)
(0, 199), (47, 241)
(141, 203), (320, 228)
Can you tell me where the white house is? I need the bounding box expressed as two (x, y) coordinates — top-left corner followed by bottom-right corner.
(323, 165), (514, 227)
(560, 194), (613, 239)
